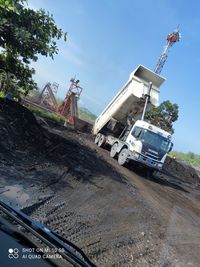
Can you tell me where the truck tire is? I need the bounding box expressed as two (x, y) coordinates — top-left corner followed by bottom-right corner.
(110, 143), (118, 158)
(147, 169), (155, 178)
(98, 134), (106, 147)
(118, 148), (129, 166)
(94, 133), (101, 145)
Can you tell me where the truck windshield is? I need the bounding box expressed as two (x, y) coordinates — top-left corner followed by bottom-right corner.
(140, 129), (171, 152)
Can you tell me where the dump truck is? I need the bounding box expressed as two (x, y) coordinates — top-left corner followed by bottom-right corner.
(93, 65), (173, 171)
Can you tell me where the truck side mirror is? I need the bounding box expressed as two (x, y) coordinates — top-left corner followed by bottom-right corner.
(168, 142), (173, 153)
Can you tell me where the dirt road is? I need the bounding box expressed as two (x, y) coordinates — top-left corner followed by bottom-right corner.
(0, 99), (199, 266)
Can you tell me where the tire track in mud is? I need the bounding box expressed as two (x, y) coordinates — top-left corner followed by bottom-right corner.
(15, 135), (199, 267)
(23, 174), (162, 266)
(72, 136), (200, 266)
(18, 147), (164, 266)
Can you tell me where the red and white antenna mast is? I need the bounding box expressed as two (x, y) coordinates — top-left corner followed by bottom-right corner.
(154, 27), (181, 74)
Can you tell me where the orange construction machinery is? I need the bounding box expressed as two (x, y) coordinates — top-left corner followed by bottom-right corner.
(57, 78), (82, 125)
(24, 78), (83, 126)
(37, 82), (59, 112)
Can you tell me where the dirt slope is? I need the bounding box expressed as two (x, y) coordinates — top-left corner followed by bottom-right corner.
(0, 99), (199, 267)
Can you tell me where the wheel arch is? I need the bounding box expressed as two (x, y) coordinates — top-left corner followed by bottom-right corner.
(116, 142), (129, 153)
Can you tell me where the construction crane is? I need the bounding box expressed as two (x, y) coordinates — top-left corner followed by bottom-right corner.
(58, 78), (83, 126)
(154, 27), (181, 74)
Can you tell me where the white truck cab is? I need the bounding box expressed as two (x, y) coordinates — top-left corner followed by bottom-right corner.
(106, 120), (173, 170)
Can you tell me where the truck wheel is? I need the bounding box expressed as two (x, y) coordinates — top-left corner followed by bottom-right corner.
(110, 143), (118, 158)
(147, 169), (155, 178)
(98, 134), (106, 147)
(118, 148), (129, 166)
(94, 133), (101, 145)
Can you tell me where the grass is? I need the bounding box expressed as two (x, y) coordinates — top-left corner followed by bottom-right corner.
(26, 105), (97, 125)
(27, 105), (65, 124)
(169, 151), (200, 168)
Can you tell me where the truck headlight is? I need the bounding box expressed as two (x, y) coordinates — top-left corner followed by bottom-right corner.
(132, 151), (139, 159)
(158, 163), (162, 169)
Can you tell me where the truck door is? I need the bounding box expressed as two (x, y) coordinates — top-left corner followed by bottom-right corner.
(126, 126), (143, 151)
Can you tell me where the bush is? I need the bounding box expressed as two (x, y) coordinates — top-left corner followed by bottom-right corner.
(170, 151), (200, 168)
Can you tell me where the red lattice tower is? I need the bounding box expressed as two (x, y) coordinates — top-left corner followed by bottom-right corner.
(37, 82), (59, 112)
(154, 27), (181, 75)
(58, 78), (83, 125)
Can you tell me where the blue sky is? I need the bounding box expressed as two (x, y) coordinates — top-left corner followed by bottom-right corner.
(28, 0), (200, 154)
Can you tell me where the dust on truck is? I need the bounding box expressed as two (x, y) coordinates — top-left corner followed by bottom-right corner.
(93, 65), (173, 171)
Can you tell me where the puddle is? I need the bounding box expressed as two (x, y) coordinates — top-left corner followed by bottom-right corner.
(0, 184), (30, 206)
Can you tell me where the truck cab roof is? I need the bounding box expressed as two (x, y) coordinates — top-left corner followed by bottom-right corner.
(134, 120), (172, 139)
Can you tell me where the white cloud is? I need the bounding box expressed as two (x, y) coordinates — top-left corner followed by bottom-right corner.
(60, 49), (85, 67)
(82, 94), (102, 107)
(59, 39), (87, 68)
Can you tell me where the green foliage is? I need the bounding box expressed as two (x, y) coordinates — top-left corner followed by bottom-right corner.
(78, 107), (97, 124)
(27, 105), (65, 123)
(0, 90), (5, 98)
(0, 0), (67, 96)
(28, 104), (96, 125)
(145, 100), (179, 134)
(170, 151), (200, 168)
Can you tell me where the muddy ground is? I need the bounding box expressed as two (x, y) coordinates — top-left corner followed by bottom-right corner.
(0, 99), (200, 267)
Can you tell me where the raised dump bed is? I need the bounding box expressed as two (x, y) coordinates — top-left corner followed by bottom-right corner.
(93, 65), (165, 135)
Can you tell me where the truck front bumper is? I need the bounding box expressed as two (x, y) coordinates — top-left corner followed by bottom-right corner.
(128, 152), (163, 170)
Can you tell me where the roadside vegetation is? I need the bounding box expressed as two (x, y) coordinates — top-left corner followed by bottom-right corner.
(145, 100), (179, 134)
(27, 105), (65, 124)
(78, 107), (97, 123)
(26, 105), (96, 124)
(170, 151), (200, 168)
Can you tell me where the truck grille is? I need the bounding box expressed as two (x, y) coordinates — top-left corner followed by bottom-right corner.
(145, 152), (159, 161)
(141, 144), (165, 161)
(139, 155), (157, 167)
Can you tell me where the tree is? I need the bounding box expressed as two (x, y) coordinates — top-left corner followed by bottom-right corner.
(0, 0), (67, 96)
(187, 152), (195, 159)
(145, 100), (179, 134)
